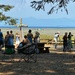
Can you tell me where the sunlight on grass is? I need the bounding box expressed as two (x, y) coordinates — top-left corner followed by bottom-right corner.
(44, 70), (56, 73)
(56, 52), (75, 54)
(0, 72), (15, 75)
(1, 62), (12, 65)
(69, 68), (75, 71)
(64, 62), (75, 65)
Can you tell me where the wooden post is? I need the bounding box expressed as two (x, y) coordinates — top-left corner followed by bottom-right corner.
(20, 18), (23, 42)
(16, 18), (28, 42)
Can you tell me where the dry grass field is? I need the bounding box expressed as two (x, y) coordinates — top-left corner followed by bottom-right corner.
(1, 27), (75, 41)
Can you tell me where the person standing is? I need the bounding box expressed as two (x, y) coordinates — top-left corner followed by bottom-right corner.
(0, 29), (3, 50)
(67, 32), (73, 51)
(15, 32), (20, 48)
(63, 32), (68, 52)
(53, 32), (59, 49)
(27, 29), (33, 43)
(9, 30), (14, 45)
(5, 31), (10, 47)
(34, 31), (40, 43)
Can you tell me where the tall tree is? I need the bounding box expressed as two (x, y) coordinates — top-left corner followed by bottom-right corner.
(0, 5), (17, 25)
(31, 0), (75, 14)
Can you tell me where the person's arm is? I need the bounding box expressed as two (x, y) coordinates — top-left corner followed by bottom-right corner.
(31, 33), (33, 38)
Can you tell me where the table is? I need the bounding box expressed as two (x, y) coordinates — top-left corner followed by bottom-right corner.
(37, 43), (50, 53)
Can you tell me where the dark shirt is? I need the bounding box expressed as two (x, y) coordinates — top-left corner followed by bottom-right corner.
(0, 32), (3, 40)
(68, 34), (73, 40)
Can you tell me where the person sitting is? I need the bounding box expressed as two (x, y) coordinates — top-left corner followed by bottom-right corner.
(17, 35), (30, 53)
(22, 35), (30, 45)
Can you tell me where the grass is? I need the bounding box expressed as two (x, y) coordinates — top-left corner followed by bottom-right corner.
(3, 34), (74, 43)
(1, 28), (75, 43)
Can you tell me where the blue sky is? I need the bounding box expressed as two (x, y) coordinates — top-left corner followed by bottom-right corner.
(0, 0), (75, 27)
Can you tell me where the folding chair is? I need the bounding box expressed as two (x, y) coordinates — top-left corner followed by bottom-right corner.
(2, 45), (15, 62)
(17, 43), (37, 62)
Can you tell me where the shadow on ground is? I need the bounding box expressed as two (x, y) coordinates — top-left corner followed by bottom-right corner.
(0, 48), (75, 75)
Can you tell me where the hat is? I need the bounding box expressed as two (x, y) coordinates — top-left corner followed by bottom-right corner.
(35, 31), (40, 35)
(57, 31), (60, 34)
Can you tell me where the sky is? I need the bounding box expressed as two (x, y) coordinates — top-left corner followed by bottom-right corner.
(0, 0), (75, 27)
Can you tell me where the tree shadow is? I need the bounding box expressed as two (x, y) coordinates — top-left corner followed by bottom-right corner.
(0, 51), (75, 75)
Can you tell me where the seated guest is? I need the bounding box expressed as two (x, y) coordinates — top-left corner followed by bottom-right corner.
(18, 35), (30, 47)
(22, 35), (30, 45)
(17, 35), (30, 53)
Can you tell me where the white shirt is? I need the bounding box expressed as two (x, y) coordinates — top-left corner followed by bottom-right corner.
(54, 33), (59, 42)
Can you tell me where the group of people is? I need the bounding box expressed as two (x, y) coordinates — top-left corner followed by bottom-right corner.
(5, 30), (14, 47)
(63, 32), (73, 52)
(0, 28), (74, 53)
(26, 29), (40, 44)
(53, 31), (73, 52)
(0, 29), (40, 51)
(0, 30), (15, 51)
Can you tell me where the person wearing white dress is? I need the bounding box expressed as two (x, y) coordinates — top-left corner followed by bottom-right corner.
(15, 33), (20, 48)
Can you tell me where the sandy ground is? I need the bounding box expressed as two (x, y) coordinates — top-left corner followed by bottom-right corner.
(0, 44), (75, 75)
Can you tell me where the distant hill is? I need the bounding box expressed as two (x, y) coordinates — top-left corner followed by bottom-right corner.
(22, 17), (75, 27)
(0, 18), (75, 27)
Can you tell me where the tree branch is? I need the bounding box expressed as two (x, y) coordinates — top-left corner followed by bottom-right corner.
(31, 0), (73, 14)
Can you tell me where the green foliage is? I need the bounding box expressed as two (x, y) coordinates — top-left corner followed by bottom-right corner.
(0, 5), (14, 11)
(0, 5), (17, 25)
(31, 0), (75, 14)
(8, 18), (18, 25)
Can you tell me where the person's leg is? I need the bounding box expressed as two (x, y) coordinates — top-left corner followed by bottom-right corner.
(0, 40), (3, 51)
(54, 39), (57, 49)
(55, 43), (57, 49)
(63, 43), (66, 52)
(0, 45), (1, 50)
(69, 40), (72, 52)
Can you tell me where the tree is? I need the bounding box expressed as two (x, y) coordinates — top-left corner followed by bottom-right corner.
(1, 0), (75, 24)
(30, 0), (75, 14)
(0, 5), (17, 25)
